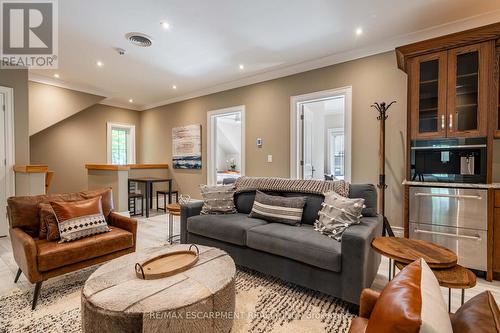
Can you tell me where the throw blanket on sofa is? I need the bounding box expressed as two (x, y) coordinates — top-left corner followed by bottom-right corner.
(234, 177), (350, 197)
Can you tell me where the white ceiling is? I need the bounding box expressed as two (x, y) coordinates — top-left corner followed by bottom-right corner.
(29, 0), (500, 110)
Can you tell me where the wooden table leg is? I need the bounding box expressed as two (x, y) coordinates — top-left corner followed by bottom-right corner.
(461, 289), (465, 305)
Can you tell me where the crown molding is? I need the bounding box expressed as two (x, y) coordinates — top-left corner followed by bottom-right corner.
(99, 99), (142, 111)
(29, 9), (500, 112)
(28, 73), (109, 97)
(141, 9), (500, 111)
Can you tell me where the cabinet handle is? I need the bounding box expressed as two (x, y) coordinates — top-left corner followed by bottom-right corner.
(449, 114), (453, 130)
(414, 228), (481, 241)
(441, 115), (445, 129)
(414, 193), (482, 200)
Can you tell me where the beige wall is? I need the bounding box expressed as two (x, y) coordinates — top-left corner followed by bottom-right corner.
(0, 68), (30, 164)
(30, 104), (142, 193)
(141, 51), (407, 227)
(29, 81), (105, 135)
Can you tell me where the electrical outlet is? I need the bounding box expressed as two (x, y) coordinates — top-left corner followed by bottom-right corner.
(267, 155), (272, 163)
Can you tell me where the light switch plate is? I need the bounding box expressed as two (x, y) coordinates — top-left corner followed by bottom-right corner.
(267, 155), (272, 163)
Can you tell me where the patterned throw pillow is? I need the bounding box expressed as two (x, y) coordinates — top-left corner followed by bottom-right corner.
(249, 190), (306, 226)
(200, 185), (237, 215)
(50, 196), (110, 243)
(39, 203), (60, 241)
(314, 191), (364, 241)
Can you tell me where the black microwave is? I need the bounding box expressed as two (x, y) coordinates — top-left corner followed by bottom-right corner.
(410, 137), (487, 183)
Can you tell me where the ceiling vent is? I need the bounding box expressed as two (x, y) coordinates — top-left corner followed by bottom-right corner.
(125, 33), (153, 47)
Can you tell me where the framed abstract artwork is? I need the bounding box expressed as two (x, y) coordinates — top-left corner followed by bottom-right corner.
(172, 124), (202, 169)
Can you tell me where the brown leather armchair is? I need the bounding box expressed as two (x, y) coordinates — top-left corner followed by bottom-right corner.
(349, 288), (500, 333)
(7, 188), (137, 310)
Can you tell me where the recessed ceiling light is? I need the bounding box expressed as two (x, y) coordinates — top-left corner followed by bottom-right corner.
(96, 60), (104, 67)
(161, 21), (170, 30)
(172, 85), (177, 90)
(355, 27), (363, 36)
(129, 99), (134, 103)
(239, 64), (244, 70)
(53, 73), (60, 78)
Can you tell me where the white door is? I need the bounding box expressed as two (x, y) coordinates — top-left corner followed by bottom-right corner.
(0, 92), (7, 237)
(207, 106), (245, 185)
(302, 105), (315, 179)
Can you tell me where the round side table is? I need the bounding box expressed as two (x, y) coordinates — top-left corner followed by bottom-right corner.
(394, 261), (476, 312)
(371, 236), (458, 281)
(166, 203), (181, 244)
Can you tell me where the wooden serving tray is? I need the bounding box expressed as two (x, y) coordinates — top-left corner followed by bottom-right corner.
(135, 244), (199, 280)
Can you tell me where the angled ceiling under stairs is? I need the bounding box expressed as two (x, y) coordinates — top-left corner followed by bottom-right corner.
(29, 82), (105, 135)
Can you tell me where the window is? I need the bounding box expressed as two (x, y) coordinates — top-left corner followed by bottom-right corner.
(107, 123), (136, 165)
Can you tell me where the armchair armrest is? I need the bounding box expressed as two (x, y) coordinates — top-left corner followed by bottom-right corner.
(9, 227), (41, 283)
(180, 201), (203, 243)
(108, 212), (137, 248)
(340, 215), (383, 304)
(359, 288), (380, 318)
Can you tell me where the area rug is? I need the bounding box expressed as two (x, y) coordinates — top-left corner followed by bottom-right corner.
(0, 267), (355, 333)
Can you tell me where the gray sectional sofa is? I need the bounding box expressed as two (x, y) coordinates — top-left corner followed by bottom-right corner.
(180, 183), (382, 305)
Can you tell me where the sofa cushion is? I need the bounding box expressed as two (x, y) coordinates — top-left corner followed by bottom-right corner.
(451, 291), (500, 333)
(249, 190), (306, 226)
(349, 184), (377, 217)
(187, 213), (267, 246)
(36, 226), (133, 272)
(246, 223), (342, 272)
(200, 184), (237, 215)
(235, 191), (325, 225)
(50, 197), (110, 243)
(80, 187), (114, 219)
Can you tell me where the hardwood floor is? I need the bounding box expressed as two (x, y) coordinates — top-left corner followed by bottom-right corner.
(1, 212), (499, 314)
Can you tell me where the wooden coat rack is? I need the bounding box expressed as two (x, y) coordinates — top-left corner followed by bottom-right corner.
(371, 101), (396, 237)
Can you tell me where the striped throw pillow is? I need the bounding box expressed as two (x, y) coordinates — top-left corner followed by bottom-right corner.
(249, 191), (306, 226)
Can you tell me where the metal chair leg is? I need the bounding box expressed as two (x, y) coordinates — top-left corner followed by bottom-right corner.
(32, 282), (43, 310)
(388, 258), (392, 281)
(14, 268), (22, 283)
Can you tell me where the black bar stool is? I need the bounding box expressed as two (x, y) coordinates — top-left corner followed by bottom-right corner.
(157, 190), (178, 211)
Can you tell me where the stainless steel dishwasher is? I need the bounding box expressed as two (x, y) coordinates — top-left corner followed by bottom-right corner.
(409, 186), (487, 271)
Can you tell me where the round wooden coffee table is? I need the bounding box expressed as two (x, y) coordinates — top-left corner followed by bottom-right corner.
(81, 245), (236, 333)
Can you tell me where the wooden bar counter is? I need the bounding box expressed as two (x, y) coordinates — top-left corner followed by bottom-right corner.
(85, 164), (169, 213)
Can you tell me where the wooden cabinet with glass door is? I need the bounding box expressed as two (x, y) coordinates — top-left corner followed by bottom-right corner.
(409, 52), (447, 139)
(408, 42), (492, 139)
(495, 46), (500, 138)
(447, 42), (491, 138)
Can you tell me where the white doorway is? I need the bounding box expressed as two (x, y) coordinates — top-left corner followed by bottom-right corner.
(207, 105), (245, 185)
(0, 86), (15, 237)
(290, 87), (352, 181)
